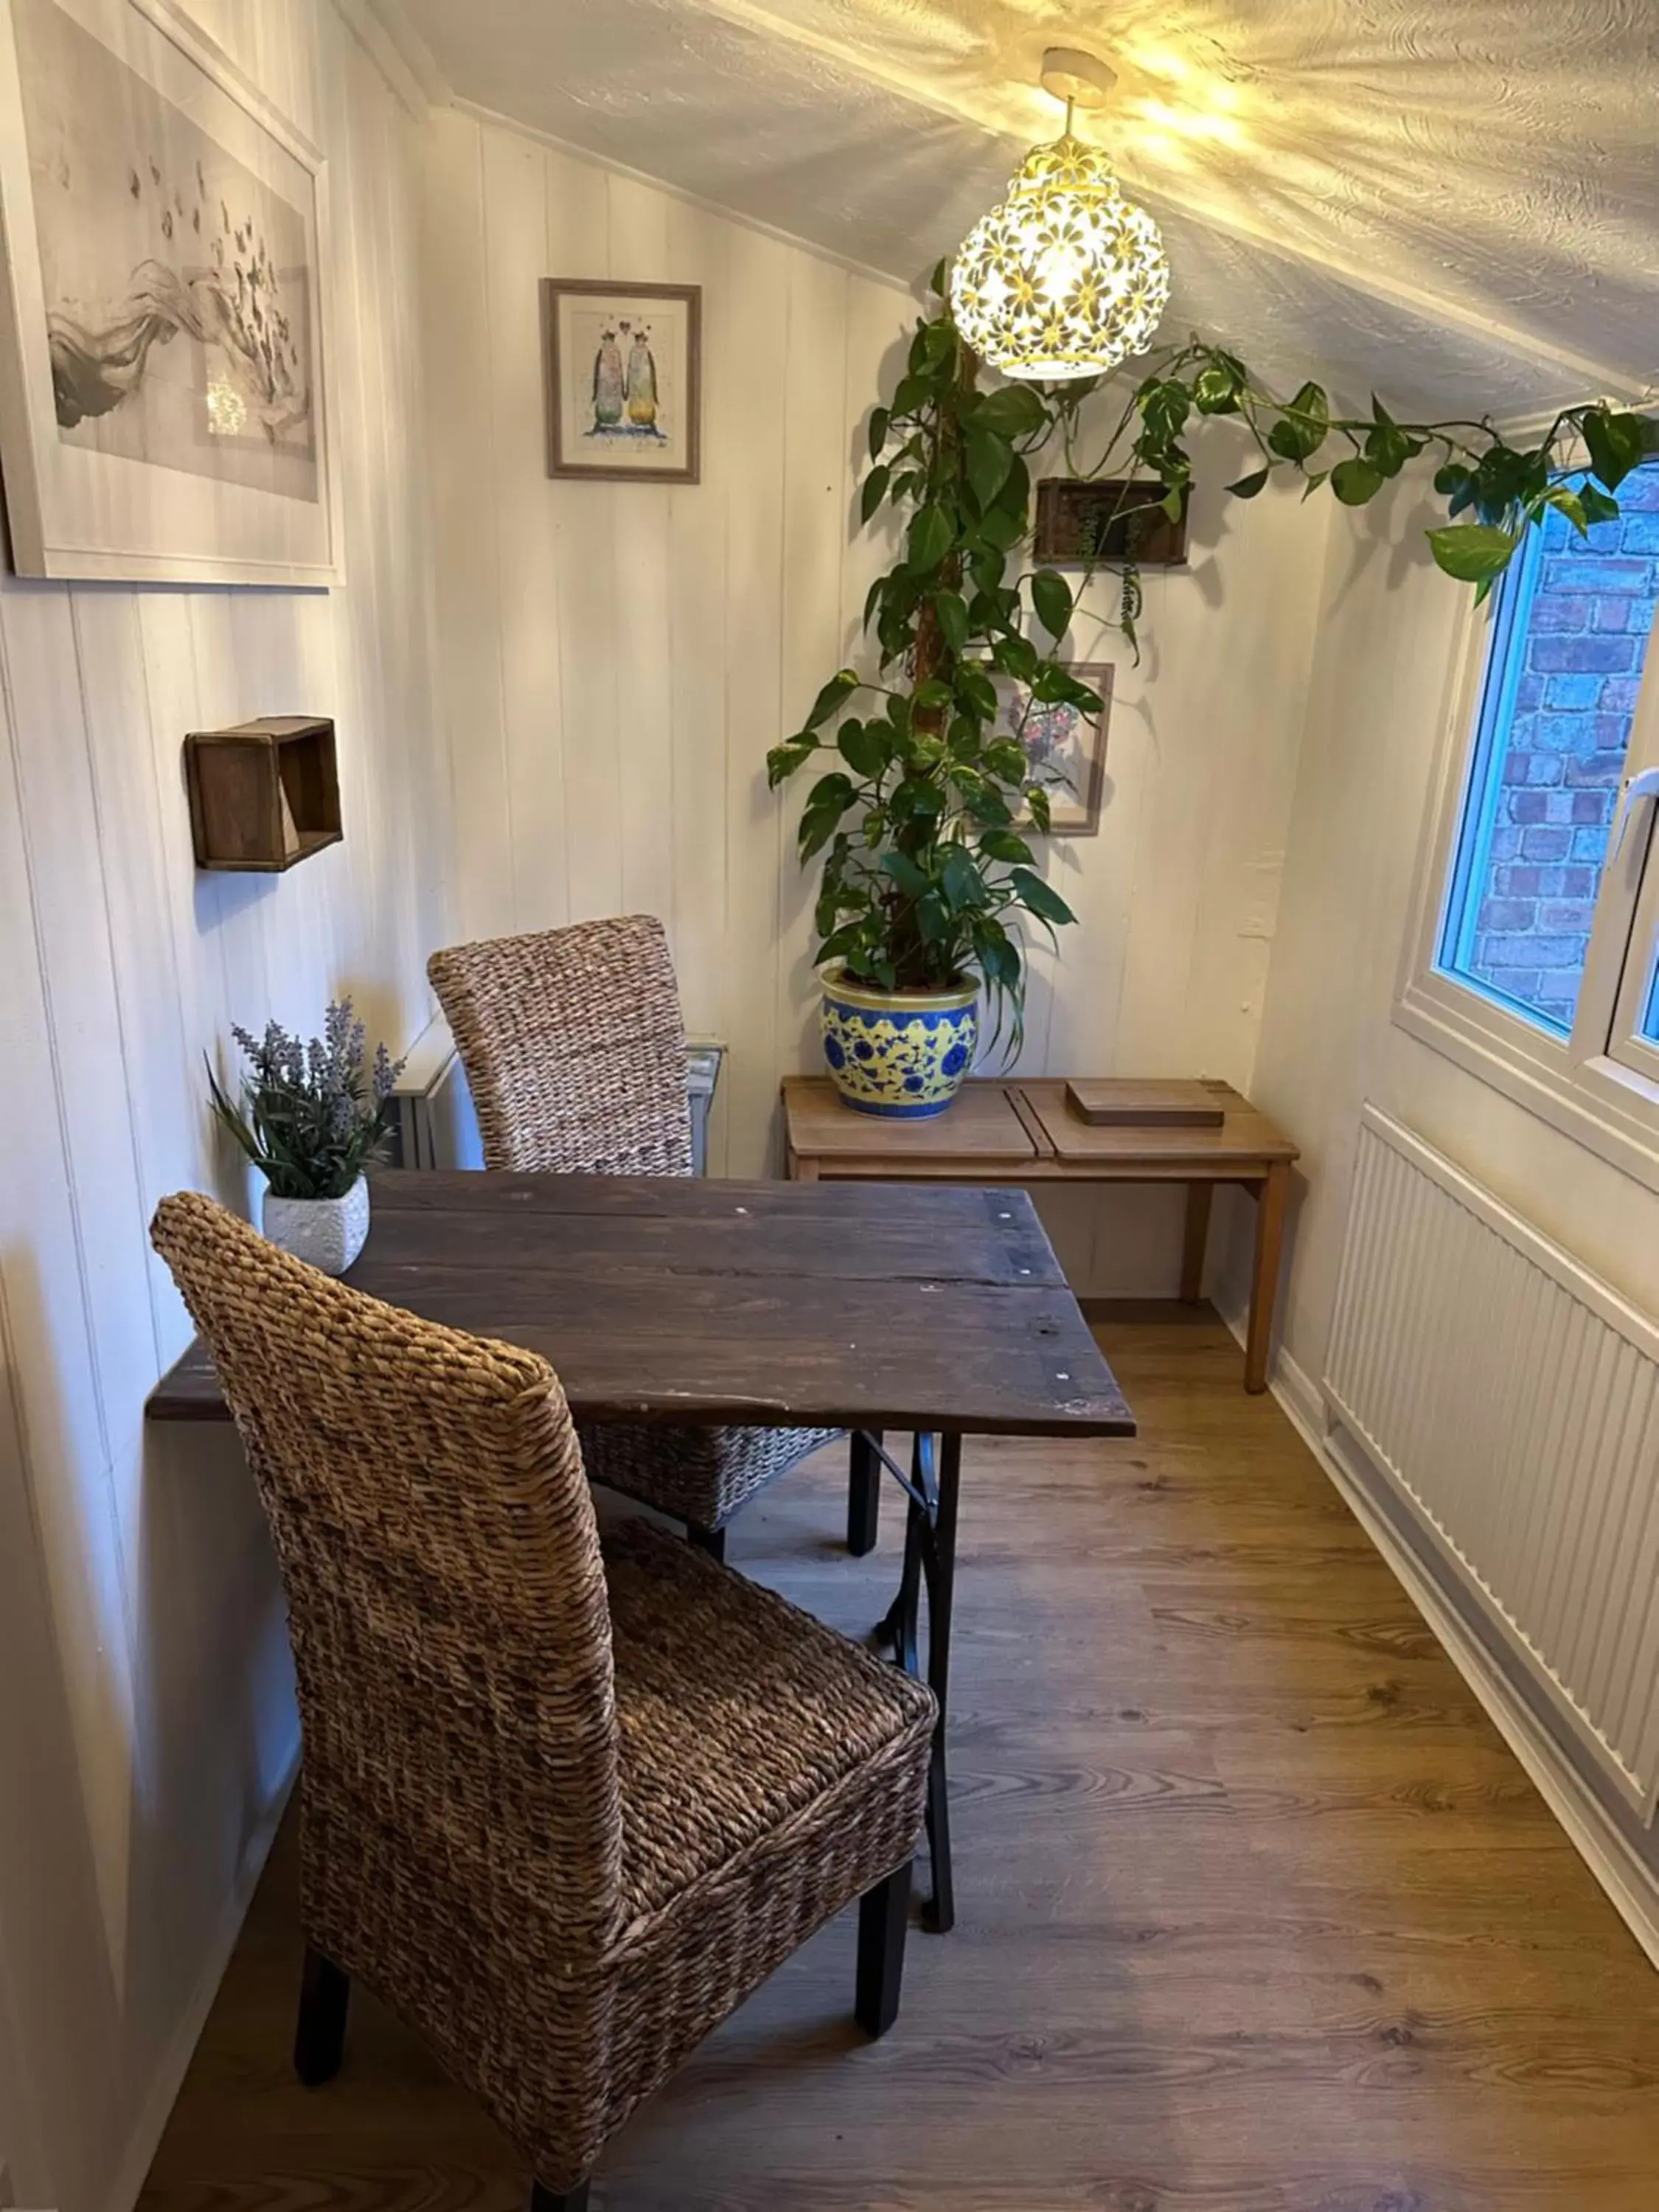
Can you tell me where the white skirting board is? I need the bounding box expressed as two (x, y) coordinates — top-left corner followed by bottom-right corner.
(1214, 1279), (1659, 1968)
(100, 1742), (299, 2212)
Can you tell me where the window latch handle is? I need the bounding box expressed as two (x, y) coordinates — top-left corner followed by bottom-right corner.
(1613, 767), (1659, 860)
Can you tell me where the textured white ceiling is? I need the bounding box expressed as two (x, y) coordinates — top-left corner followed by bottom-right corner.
(394, 0), (1659, 416)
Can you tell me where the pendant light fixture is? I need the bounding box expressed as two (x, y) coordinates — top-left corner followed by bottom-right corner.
(950, 46), (1169, 383)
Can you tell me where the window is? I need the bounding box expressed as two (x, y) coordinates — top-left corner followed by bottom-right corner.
(1438, 467), (1659, 1035)
(1399, 453), (1659, 1189)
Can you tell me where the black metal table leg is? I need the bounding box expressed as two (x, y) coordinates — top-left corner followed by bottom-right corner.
(847, 1427), (883, 1555)
(872, 1430), (960, 1932)
(918, 1431), (960, 1932)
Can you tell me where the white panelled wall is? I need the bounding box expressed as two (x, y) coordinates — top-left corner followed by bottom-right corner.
(419, 103), (1333, 1293)
(1248, 478), (1659, 1927)
(22, 39), (1658, 2212)
(0, 8), (445, 2212)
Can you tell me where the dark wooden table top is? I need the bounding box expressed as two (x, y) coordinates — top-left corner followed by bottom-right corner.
(145, 1171), (1135, 1439)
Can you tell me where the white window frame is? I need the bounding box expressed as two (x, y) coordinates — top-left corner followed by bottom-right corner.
(1396, 452), (1659, 1194)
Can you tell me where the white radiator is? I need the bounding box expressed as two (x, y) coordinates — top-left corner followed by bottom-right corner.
(1324, 1106), (1659, 1820)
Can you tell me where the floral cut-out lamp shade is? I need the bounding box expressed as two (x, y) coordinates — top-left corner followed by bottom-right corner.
(950, 133), (1170, 381)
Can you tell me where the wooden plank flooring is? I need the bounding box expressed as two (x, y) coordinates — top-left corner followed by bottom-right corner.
(137, 1313), (1659, 2212)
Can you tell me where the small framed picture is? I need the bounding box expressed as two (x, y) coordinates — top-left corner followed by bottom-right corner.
(990, 661), (1113, 836)
(541, 278), (700, 484)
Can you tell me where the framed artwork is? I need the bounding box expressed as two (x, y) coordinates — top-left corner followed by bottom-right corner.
(0, 0), (338, 585)
(990, 660), (1113, 836)
(542, 278), (700, 484)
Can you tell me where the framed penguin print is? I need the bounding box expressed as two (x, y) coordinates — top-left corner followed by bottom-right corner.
(542, 278), (701, 485)
(0, 0), (340, 584)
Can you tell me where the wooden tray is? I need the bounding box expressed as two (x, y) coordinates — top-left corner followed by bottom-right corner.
(1065, 1079), (1226, 1130)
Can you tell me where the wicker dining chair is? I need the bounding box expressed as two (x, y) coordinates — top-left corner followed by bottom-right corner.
(150, 1193), (936, 2212)
(427, 914), (859, 1557)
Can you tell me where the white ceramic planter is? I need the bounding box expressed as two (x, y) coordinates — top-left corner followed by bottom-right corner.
(262, 1175), (370, 1276)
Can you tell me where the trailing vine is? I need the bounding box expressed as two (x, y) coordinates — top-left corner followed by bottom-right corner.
(770, 262), (1658, 1038)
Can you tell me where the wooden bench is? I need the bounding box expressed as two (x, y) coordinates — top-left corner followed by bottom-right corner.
(782, 1075), (1298, 1393)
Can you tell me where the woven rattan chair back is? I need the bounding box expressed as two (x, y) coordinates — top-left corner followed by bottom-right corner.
(428, 915), (692, 1177)
(149, 1192), (624, 1964)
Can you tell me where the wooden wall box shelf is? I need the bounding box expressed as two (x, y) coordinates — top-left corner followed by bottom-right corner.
(1034, 478), (1189, 568)
(184, 717), (341, 872)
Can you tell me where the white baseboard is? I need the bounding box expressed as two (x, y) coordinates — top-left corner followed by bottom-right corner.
(1221, 1302), (1659, 1969)
(102, 1737), (300, 2212)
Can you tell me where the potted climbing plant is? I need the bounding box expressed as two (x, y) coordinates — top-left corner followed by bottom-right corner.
(771, 262), (1658, 1118)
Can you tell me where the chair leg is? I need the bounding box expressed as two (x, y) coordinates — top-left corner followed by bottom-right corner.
(293, 1945), (349, 2086)
(686, 1522), (727, 1565)
(855, 1860), (911, 2038)
(847, 1428), (882, 1556)
(530, 2183), (589, 2212)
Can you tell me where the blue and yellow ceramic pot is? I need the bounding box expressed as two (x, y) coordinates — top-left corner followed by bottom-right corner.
(820, 970), (979, 1118)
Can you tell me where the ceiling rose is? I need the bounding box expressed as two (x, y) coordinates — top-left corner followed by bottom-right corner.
(950, 47), (1170, 383)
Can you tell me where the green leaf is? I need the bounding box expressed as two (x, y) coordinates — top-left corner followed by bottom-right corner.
(838, 720), (891, 778)
(1363, 422), (1414, 479)
(1427, 522), (1520, 584)
(978, 829), (1036, 865)
(880, 849), (931, 898)
(1139, 380), (1192, 444)
(1031, 568), (1073, 641)
(930, 257), (950, 298)
(954, 664), (999, 723)
(940, 842), (990, 912)
(799, 802), (846, 860)
(1434, 462), (1473, 499)
(977, 501), (1026, 552)
(932, 589), (970, 653)
(859, 463), (891, 524)
(974, 384), (1048, 440)
(1582, 408), (1649, 494)
(1026, 785), (1052, 836)
(915, 890), (950, 945)
(1540, 485), (1588, 537)
(888, 776), (945, 825)
(1226, 466), (1271, 500)
(1031, 662), (1101, 712)
(804, 667), (859, 731)
(970, 546), (1006, 596)
(891, 372), (931, 416)
(1266, 380), (1329, 463)
(1193, 361), (1242, 415)
(914, 319), (956, 371)
(1578, 481), (1621, 526)
(990, 631), (1040, 682)
(908, 504), (953, 572)
(1329, 456), (1385, 506)
(1009, 865), (1076, 928)
(966, 427), (1013, 510)
(804, 770), (854, 812)
(765, 736), (815, 788)
(868, 406), (890, 462)
(862, 575), (886, 632)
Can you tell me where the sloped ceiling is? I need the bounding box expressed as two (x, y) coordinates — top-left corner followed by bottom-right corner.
(392, 0), (1658, 417)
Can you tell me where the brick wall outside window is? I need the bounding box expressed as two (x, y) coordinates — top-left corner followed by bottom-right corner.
(1459, 465), (1659, 1032)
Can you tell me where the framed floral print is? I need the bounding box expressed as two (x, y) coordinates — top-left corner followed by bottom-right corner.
(990, 659), (1113, 836)
(0, 0), (340, 584)
(542, 278), (701, 485)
